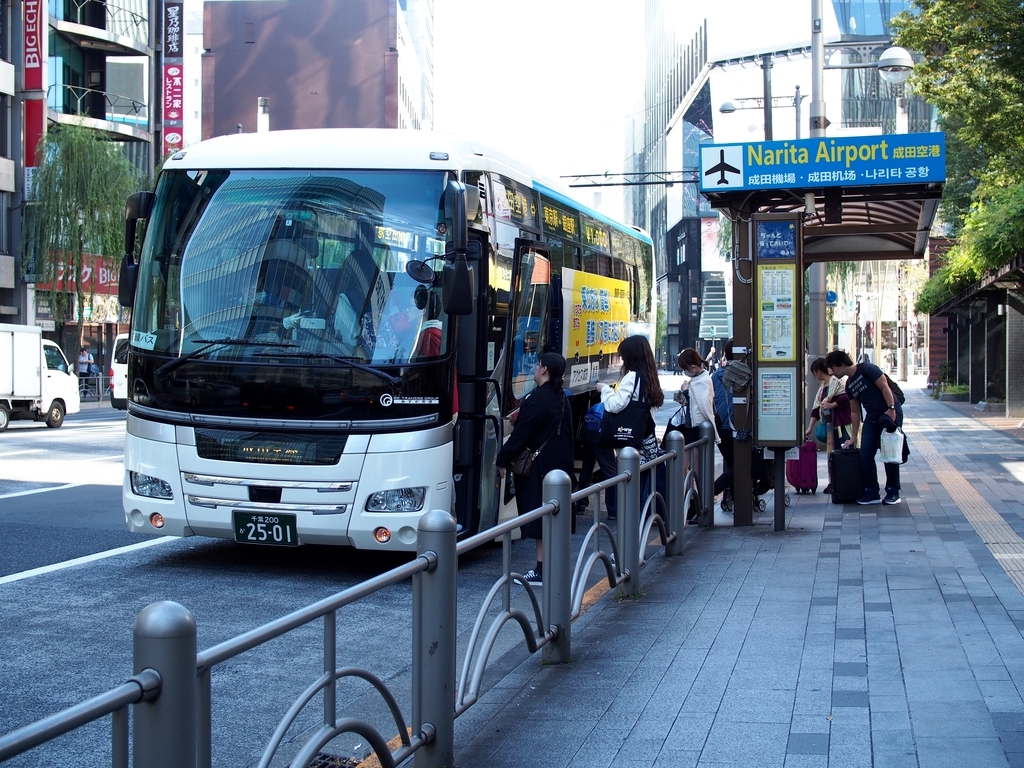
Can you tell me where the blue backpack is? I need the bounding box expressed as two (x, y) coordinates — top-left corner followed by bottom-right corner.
(583, 402), (604, 432)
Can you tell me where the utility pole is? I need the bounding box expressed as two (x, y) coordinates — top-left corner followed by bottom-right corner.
(807, 0), (827, 409)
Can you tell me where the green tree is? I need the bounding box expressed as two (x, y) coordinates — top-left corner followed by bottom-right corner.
(891, 0), (1024, 312)
(21, 124), (144, 349)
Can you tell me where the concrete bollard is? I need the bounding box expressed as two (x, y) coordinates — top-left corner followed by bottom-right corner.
(133, 601), (197, 768)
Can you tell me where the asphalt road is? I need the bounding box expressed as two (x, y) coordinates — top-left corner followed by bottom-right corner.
(1, 400), (659, 768)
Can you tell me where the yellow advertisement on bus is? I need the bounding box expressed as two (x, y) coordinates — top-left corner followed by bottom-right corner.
(560, 267), (630, 388)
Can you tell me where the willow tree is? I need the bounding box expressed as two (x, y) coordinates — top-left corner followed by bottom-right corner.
(21, 123), (144, 349)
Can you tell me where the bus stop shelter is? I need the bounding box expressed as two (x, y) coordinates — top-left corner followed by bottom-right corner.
(698, 132), (945, 526)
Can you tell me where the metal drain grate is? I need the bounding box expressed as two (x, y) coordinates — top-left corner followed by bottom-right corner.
(296, 752), (362, 768)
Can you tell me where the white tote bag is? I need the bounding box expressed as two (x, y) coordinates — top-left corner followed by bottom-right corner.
(880, 428), (905, 464)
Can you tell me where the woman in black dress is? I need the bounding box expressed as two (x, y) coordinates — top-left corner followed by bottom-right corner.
(495, 352), (574, 586)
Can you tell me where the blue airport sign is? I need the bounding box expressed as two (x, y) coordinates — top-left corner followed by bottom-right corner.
(699, 132), (945, 193)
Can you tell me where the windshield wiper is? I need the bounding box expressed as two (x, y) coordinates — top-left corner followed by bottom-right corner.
(155, 338), (297, 379)
(250, 350), (401, 385)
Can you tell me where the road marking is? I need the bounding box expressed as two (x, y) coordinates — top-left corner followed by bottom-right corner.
(0, 454), (125, 500)
(0, 449), (46, 458)
(0, 537), (176, 585)
(0, 483), (83, 500)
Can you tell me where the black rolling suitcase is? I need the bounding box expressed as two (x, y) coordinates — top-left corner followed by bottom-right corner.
(829, 448), (862, 504)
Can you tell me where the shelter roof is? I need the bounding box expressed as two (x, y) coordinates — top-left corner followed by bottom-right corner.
(702, 181), (943, 264)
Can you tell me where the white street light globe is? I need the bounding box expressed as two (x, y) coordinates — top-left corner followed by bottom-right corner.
(877, 46), (915, 85)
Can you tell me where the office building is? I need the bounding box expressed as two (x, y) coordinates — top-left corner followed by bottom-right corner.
(201, 0), (434, 138)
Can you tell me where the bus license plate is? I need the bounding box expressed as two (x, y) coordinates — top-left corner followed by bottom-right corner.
(233, 512), (298, 546)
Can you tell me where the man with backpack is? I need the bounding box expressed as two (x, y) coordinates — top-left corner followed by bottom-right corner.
(824, 350), (904, 506)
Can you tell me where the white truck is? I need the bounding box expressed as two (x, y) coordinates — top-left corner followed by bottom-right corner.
(0, 323), (81, 431)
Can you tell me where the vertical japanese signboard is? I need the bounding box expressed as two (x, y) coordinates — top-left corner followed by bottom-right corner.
(162, 0), (185, 157)
(753, 215), (803, 447)
(23, 0), (47, 194)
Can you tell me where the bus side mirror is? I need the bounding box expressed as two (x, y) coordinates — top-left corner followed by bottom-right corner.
(119, 191), (154, 308)
(118, 258), (138, 309)
(443, 181), (474, 315)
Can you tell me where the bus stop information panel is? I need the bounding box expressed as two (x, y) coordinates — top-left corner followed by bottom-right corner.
(753, 215), (802, 448)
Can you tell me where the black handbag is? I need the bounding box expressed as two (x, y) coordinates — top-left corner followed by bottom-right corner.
(509, 395), (564, 475)
(599, 378), (651, 449)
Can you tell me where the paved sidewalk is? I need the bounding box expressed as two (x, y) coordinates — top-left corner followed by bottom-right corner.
(454, 382), (1024, 767)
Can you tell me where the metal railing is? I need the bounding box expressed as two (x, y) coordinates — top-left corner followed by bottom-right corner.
(0, 424), (716, 768)
(78, 373), (112, 402)
(63, 0), (149, 43)
(47, 84), (148, 127)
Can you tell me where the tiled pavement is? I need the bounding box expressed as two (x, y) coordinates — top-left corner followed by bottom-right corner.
(454, 381), (1024, 767)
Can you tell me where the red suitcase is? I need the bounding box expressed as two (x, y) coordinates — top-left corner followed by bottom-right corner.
(786, 440), (819, 494)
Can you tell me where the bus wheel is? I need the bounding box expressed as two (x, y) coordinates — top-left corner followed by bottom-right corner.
(45, 401), (65, 428)
(0, 404), (9, 432)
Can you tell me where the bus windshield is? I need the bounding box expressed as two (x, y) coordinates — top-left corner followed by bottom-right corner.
(133, 169), (452, 366)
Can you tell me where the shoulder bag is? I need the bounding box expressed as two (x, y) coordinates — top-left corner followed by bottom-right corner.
(509, 395), (564, 476)
(599, 377), (652, 450)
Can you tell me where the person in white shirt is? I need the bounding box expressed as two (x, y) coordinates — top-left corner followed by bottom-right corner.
(676, 347), (720, 447)
(597, 335), (664, 425)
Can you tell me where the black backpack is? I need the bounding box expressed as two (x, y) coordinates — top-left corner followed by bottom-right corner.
(885, 374), (905, 405)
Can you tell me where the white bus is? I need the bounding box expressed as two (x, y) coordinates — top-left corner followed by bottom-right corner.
(118, 129), (654, 551)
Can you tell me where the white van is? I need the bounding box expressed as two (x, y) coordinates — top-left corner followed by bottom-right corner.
(109, 333), (129, 410)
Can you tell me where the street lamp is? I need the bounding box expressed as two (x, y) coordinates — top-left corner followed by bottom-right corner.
(808, 0), (918, 404)
(875, 45), (915, 380)
(877, 46), (915, 85)
(719, 86), (809, 138)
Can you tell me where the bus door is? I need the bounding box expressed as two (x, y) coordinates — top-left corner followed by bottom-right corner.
(504, 239), (551, 412)
(452, 235), (504, 536)
(492, 239), (552, 513)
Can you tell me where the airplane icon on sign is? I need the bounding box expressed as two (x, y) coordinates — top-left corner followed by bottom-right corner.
(704, 149), (741, 185)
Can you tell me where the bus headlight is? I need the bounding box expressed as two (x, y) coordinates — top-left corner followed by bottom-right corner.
(365, 487), (426, 513)
(131, 472), (174, 499)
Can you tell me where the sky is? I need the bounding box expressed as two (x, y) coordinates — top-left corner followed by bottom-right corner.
(431, 0), (814, 219)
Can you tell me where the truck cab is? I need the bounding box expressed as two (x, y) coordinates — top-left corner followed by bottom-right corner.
(0, 323), (81, 431)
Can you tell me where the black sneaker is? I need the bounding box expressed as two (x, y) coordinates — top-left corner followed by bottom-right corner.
(883, 491), (901, 505)
(522, 568), (542, 586)
(856, 492), (882, 505)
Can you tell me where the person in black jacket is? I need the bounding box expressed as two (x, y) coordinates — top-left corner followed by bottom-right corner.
(825, 349), (903, 505)
(496, 352), (574, 586)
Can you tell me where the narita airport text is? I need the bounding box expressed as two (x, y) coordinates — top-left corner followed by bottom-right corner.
(748, 140), (942, 169)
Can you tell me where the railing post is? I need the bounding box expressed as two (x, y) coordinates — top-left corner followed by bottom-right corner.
(542, 469), (573, 664)
(698, 421), (716, 528)
(413, 510), (457, 768)
(133, 601), (197, 768)
(664, 431), (685, 557)
(619, 446), (642, 597)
